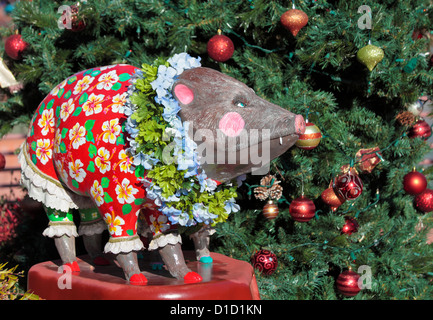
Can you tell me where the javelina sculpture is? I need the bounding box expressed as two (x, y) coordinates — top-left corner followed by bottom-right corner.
(19, 53), (305, 285)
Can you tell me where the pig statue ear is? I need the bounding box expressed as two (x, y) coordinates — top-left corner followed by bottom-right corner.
(173, 83), (194, 105)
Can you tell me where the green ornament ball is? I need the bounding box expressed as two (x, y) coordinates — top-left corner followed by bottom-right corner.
(357, 44), (384, 71)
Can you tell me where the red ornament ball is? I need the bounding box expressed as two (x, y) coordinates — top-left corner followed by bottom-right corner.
(263, 200), (279, 220)
(334, 168), (363, 200)
(4, 34), (28, 60)
(336, 269), (361, 297)
(415, 189), (433, 213)
(207, 32), (234, 62)
(251, 249), (278, 275)
(0, 153), (5, 170)
(341, 216), (359, 235)
(403, 169), (427, 195)
(289, 195), (316, 222)
(408, 119), (432, 140)
(280, 9), (309, 37)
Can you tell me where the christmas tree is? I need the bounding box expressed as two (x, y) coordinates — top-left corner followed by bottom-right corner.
(2, 0), (433, 300)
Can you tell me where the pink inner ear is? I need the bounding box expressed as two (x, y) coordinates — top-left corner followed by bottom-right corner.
(174, 84), (194, 105)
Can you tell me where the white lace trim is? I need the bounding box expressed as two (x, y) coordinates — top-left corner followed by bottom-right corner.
(18, 142), (94, 212)
(78, 219), (106, 236)
(104, 236), (144, 254)
(42, 223), (78, 238)
(148, 232), (182, 251)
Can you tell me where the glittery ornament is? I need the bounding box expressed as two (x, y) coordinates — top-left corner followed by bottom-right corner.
(336, 269), (361, 297)
(263, 200), (279, 220)
(207, 30), (234, 62)
(334, 168), (363, 200)
(295, 122), (322, 150)
(355, 147), (382, 174)
(408, 119), (432, 140)
(321, 181), (345, 212)
(251, 249), (278, 275)
(415, 189), (433, 213)
(395, 111), (416, 126)
(357, 44), (384, 71)
(280, 8), (308, 37)
(289, 195), (316, 222)
(4, 34), (28, 60)
(403, 168), (427, 195)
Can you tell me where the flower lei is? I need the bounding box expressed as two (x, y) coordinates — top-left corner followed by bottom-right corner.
(124, 53), (240, 227)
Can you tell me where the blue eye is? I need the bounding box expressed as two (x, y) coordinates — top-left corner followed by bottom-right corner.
(234, 99), (246, 108)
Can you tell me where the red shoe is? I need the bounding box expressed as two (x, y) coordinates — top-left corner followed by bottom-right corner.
(129, 273), (148, 286)
(183, 271), (202, 284)
(93, 256), (110, 266)
(64, 261), (80, 273)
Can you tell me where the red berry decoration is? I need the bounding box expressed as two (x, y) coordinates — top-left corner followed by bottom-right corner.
(251, 249), (278, 275)
(4, 33), (28, 60)
(0, 153), (5, 170)
(289, 195), (316, 222)
(336, 269), (361, 297)
(207, 30), (234, 62)
(408, 119), (432, 140)
(415, 189), (433, 213)
(333, 168), (363, 200)
(403, 168), (427, 195)
(341, 216), (359, 235)
(280, 8), (309, 37)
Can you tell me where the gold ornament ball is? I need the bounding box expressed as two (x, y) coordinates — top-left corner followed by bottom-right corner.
(280, 9), (308, 37)
(263, 200), (279, 220)
(357, 44), (384, 71)
(295, 122), (322, 150)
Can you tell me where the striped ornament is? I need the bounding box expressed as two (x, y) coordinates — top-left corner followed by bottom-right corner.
(263, 200), (279, 220)
(295, 122), (322, 150)
(289, 195), (316, 222)
(336, 270), (361, 297)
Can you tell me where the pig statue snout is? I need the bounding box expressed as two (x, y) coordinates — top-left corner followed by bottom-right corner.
(174, 67), (305, 182)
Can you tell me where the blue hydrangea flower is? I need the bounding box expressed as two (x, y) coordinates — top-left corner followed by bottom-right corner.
(162, 206), (195, 226)
(224, 197), (240, 214)
(133, 152), (159, 170)
(168, 53), (202, 76)
(150, 65), (177, 98)
(192, 203), (218, 224)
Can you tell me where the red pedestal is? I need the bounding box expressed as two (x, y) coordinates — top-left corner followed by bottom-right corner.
(27, 251), (260, 300)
